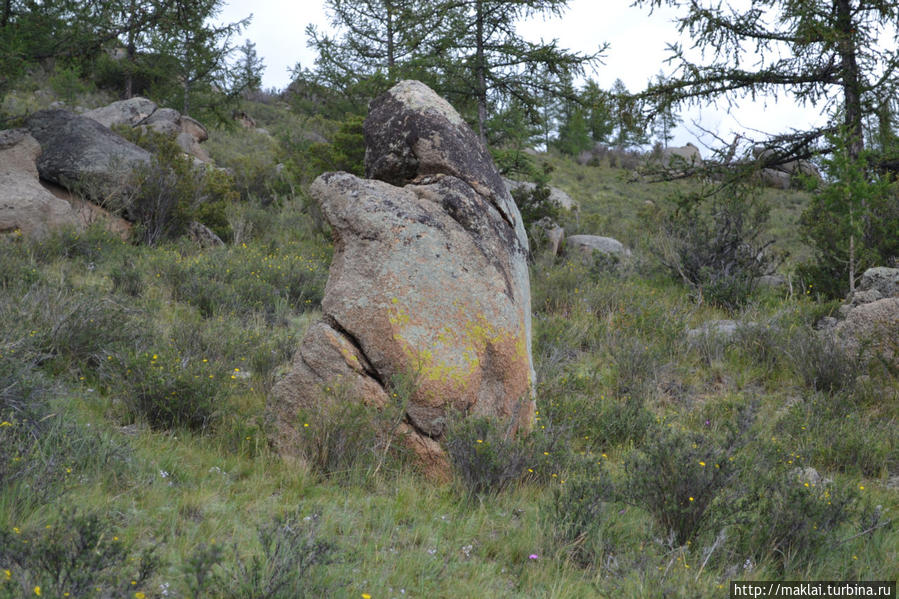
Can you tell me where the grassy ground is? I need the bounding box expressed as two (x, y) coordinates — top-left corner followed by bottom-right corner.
(1, 124), (897, 597)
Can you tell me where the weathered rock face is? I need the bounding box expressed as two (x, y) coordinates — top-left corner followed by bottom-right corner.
(858, 267), (899, 299)
(26, 109), (152, 200)
(0, 129), (80, 235)
(834, 297), (899, 366)
(271, 80), (535, 479)
(83, 97), (158, 129)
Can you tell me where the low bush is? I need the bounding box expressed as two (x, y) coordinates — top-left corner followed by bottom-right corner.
(617, 408), (755, 545)
(162, 243), (328, 320)
(116, 130), (239, 245)
(222, 514), (336, 599)
(444, 413), (565, 495)
(651, 182), (781, 309)
(103, 348), (240, 431)
(0, 508), (158, 598)
(294, 383), (408, 480)
(733, 464), (857, 572)
(544, 473), (613, 566)
(786, 327), (858, 393)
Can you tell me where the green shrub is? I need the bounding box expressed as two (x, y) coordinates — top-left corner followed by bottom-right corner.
(620, 423), (746, 545)
(163, 243), (327, 320)
(544, 473), (613, 566)
(109, 257), (144, 297)
(294, 383), (408, 480)
(799, 130), (899, 299)
(651, 182), (780, 309)
(0, 508), (158, 598)
(27, 223), (128, 265)
(222, 514), (336, 599)
(47, 63), (93, 104)
(444, 415), (549, 495)
(205, 129), (292, 203)
(104, 348), (240, 431)
(734, 466), (857, 571)
(117, 130), (239, 245)
(786, 328), (858, 393)
(510, 164), (561, 232)
(300, 114), (365, 179)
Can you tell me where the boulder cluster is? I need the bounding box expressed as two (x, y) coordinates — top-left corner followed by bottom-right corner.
(1, 97), (211, 237)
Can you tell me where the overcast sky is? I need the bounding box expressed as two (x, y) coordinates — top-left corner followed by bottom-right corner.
(216, 0), (828, 150)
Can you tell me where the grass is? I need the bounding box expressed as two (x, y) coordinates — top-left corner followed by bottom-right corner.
(1, 109), (897, 596)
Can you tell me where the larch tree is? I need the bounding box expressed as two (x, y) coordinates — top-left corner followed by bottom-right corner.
(430, 0), (603, 143)
(634, 0), (899, 161)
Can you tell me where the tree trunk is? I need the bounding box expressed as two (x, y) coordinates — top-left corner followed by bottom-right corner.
(835, 0), (864, 160)
(386, 1), (395, 81)
(1, 0), (11, 28)
(124, 0), (138, 99)
(474, 0), (488, 145)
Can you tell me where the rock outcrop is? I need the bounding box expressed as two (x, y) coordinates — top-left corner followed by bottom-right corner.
(0, 129), (80, 235)
(26, 109), (152, 201)
(83, 97), (212, 164)
(271, 80), (535, 480)
(817, 267), (899, 368)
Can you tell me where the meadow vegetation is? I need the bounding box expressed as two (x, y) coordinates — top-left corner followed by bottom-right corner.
(1, 84), (897, 597)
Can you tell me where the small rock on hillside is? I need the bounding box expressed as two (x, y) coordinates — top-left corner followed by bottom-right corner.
(565, 234), (630, 263)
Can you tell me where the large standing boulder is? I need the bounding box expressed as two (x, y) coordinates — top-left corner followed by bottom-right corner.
(271, 80), (535, 479)
(0, 129), (80, 235)
(26, 109), (152, 201)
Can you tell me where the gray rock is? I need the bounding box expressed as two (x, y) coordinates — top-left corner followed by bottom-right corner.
(758, 274), (788, 289)
(858, 267), (899, 298)
(83, 97), (157, 129)
(660, 143), (703, 168)
(176, 131), (211, 163)
(687, 319), (740, 341)
(143, 107), (181, 126)
(848, 289), (883, 307)
(0, 129), (79, 236)
(530, 216), (564, 256)
(834, 297), (899, 366)
(180, 115), (208, 143)
(789, 467), (831, 486)
(187, 221), (224, 248)
(760, 168), (792, 190)
(26, 109), (152, 199)
(565, 234), (630, 261)
(271, 80), (535, 481)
